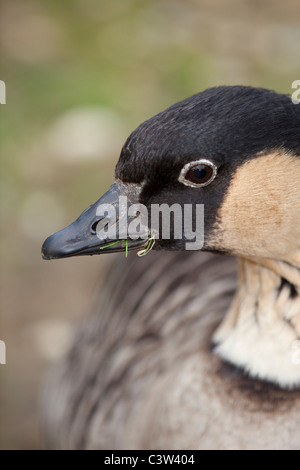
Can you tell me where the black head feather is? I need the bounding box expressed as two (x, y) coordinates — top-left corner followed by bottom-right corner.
(116, 85), (300, 185)
(115, 86), (300, 250)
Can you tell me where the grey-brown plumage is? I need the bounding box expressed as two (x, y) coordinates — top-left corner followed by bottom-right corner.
(44, 252), (300, 450)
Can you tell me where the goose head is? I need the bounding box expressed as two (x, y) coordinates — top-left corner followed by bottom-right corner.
(42, 86), (300, 389)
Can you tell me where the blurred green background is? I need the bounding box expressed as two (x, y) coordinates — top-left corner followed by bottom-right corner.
(1, 0), (300, 449)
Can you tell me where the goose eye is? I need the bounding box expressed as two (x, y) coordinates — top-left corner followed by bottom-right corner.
(179, 159), (217, 188)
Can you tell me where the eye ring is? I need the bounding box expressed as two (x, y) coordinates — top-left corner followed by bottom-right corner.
(178, 159), (218, 188)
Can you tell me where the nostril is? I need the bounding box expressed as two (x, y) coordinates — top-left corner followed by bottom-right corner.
(91, 221), (99, 235)
(90, 218), (109, 235)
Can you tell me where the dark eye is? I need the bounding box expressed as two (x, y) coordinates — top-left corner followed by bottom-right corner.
(178, 159), (217, 188)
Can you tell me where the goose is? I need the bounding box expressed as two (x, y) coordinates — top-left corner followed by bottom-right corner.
(42, 86), (300, 450)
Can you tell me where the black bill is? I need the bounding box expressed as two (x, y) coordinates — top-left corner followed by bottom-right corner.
(41, 182), (148, 260)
